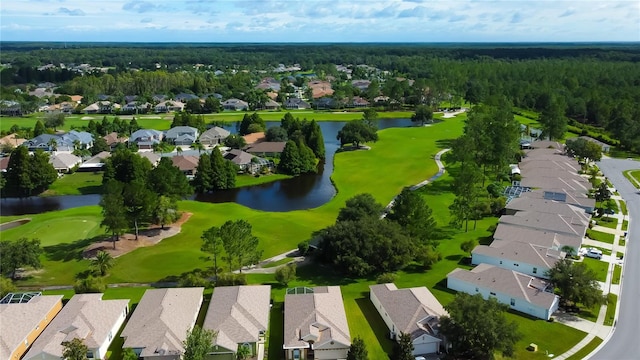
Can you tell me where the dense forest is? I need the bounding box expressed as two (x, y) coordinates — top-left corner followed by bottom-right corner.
(1, 43), (639, 151)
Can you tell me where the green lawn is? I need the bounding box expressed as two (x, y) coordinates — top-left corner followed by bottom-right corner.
(595, 217), (618, 229)
(565, 337), (603, 360)
(622, 169), (640, 189)
(604, 293), (618, 326)
(582, 257), (609, 283)
(586, 229), (616, 244)
(3, 114), (466, 286)
(42, 171), (104, 196)
(620, 201), (628, 216)
(235, 173), (292, 188)
(612, 264), (622, 285)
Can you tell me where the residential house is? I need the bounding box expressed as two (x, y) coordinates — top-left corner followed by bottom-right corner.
(256, 99), (280, 110)
(199, 127), (231, 146)
(471, 241), (565, 279)
(103, 132), (129, 150)
(313, 98), (336, 110)
(121, 102), (151, 114)
(574, 136), (611, 153)
(139, 152), (162, 167)
(124, 95), (138, 103)
(504, 197), (590, 222)
(223, 149), (259, 173)
(120, 288), (204, 360)
(369, 284), (446, 355)
(447, 264), (560, 320)
(222, 99), (249, 111)
(351, 80), (371, 91)
(49, 153), (82, 173)
(24, 134), (62, 152)
(78, 151), (111, 172)
(255, 78), (281, 91)
(203, 285), (271, 360)
(174, 93), (199, 103)
(0, 100), (22, 116)
(520, 190), (595, 214)
(152, 94), (168, 103)
(0, 133), (26, 149)
(349, 97), (370, 108)
(242, 132), (265, 145)
(61, 130), (94, 150)
(83, 101), (119, 114)
(130, 129), (164, 149)
(171, 155), (199, 177)
(155, 101), (185, 113)
(43, 102), (76, 114)
(308, 81), (334, 99)
(283, 286), (351, 360)
(0, 293), (63, 360)
(284, 98), (311, 110)
(244, 142), (286, 157)
(165, 126), (199, 146)
(23, 293), (129, 360)
(492, 224), (583, 254)
(499, 211), (588, 239)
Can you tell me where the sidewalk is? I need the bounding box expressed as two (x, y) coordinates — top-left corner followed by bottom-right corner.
(554, 197), (627, 359)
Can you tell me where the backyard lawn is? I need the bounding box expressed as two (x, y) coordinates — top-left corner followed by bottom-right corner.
(586, 229), (616, 244)
(42, 171), (104, 196)
(582, 257), (609, 283)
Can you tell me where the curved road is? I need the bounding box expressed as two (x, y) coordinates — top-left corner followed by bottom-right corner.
(589, 158), (640, 359)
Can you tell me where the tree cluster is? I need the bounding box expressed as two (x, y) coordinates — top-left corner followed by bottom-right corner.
(0, 237), (43, 280)
(336, 120), (378, 148)
(2, 146), (58, 197)
(445, 100), (519, 231)
(192, 148), (237, 193)
(440, 293), (521, 360)
(545, 259), (606, 308)
(100, 149), (192, 244)
(565, 138), (603, 161)
(276, 113), (325, 175)
(317, 191), (439, 277)
(201, 220), (262, 276)
(171, 112), (207, 133)
(239, 113), (266, 135)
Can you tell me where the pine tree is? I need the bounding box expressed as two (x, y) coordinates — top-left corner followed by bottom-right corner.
(279, 140), (301, 175)
(193, 153), (213, 193)
(210, 147), (227, 190)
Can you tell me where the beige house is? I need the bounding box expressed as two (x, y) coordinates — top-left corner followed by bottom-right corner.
(283, 286), (351, 360)
(369, 284), (447, 355)
(0, 293), (63, 360)
(121, 288), (204, 359)
(23, 294), (129, 360)
(204, 285), (271, 360)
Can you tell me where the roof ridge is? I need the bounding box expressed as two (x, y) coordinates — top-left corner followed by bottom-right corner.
(512, 271), (531, 303)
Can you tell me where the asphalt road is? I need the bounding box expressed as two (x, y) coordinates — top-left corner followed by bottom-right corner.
(590, 158), (640, 360)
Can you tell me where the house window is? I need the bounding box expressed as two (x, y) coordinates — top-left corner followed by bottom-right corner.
(533, 267), (538, 274)
(293, 349), (300, 359)
(87, 351), (94, 359)
(510, 298), (516, 306)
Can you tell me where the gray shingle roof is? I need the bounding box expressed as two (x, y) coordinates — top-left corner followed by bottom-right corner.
(200, 127), (231, 141)
(505, 197), (590, 222)
(499, 211), (588, 237)
(165, 126), (198, 140)
(49, 153), (82, 170)
(472, 240), (565, 270)
(203, 285), (271, 353)
(493, 223), (583, 251)
(121, 288), (204, 358)
(283, 286), (350, 350)
(24, 294), (129, 360)
(0, 295), (63, 360)
(447, 264), (559, 309)
(369, 284), (447, 341)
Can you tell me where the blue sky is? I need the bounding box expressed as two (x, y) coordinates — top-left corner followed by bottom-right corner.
(1, 0), (638, 42)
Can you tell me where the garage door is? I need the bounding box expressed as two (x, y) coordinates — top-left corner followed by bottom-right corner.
(413, 342), (437, 355)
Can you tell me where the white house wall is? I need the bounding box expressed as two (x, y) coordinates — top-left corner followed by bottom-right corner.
(412, 334), (441, 355)
(369, 291), (396, 337)
(447, 276), (558, 320)
(95, 305), (128, 359)
(472, 252), (550, 279)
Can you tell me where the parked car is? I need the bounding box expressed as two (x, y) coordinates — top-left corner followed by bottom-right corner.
(604, 209), (616, 215)
(584, 248), (603, 260)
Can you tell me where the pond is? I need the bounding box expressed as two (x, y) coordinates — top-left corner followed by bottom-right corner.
(0, 118), (413, 215)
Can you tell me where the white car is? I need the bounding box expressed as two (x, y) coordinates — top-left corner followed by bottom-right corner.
(415, 357), (427, 360)
(584, 248), (603, 260)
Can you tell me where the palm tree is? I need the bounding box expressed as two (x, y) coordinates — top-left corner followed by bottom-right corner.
(91, 251), (114, 277)
(47, 138), (58, 152)
(190, 141), (205, 155)
(176, 146), (183, 156)
(73, 139), (81, 151)
(236, 344), (251, 360)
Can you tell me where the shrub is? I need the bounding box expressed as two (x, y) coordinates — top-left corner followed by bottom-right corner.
(0, 277), (17, 298)
(275, 263), (297, 286)
(376, 273), (397, 284)
(215, 273), (247, 286)
(74, 276), (106, 293)
(297, 240), (310, 256)
(179, 273), (211, 288)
